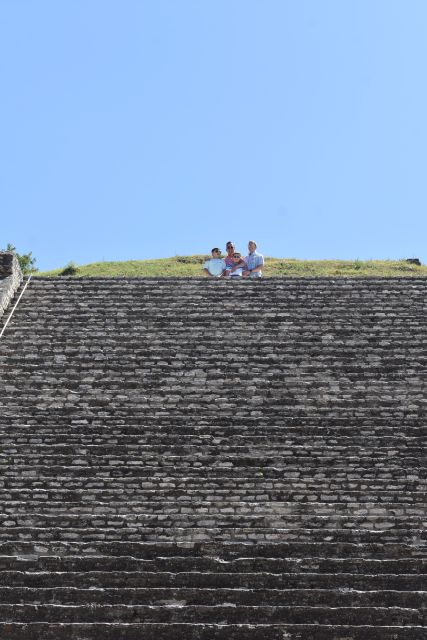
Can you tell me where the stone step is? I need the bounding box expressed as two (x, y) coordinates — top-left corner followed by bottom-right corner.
(1, 404), (423, 419)
(3, 411), (421, 422)
(13, 304), (426, 313)
(3, 362), (423, 374)
(24, 282), (427, 291)
(1, 569), (425, 591)
(0, 586), (424, 608)
(0, 525), (425, 544)
(4, 402), (424, 415)
(15, 304), (421, 314)
(2, 414), (423, 427)
(12, 338), (416, 349)
(0, 500), (424, 518)
(4, 341), (425, 354)
(13, 304), (426, 316)
(1, 419), (422, 433)
(26, 309), (414, 318)
(12, 316), (425, 328)
(1, 465), (424, 481)
(0, 489), (424, 504)
(1, 409), (424, 424)
(2, 360), (425, 374)
(0, 539), (424, 559)
(4, 622), (426, 640)
(3, 340), (423, 353)
(11, 304), (427, 316)
(3, 476), (424, 490)
(16, 308), (423, 317)
(9, 463), (407, 476)
(8, 392), (411, 403)
(0, 421), (424, 437)
(6, 365), (425, 378)
(2, 378), (425, 392)
(14, 310), (420, 321)
(27, 275), (427, 283)
(5, 308), (425, 320)
(7, 297), (427, 308)
(0, 454), (422, 468)
(0, 509), (425, 527)
(1, 433), (424, 448)
(27, 322), (423, 335)
(3, 442), (422, 456)
(12, 347), (421, 359)
(4, 319), (426, 330)
(7, 301), (426, 314)
(15, 320), (425, 329)
(26, 282), (427, 289)
(0, 603), (423, 625)
(19, 297), (423, 307)
(1, 400), (425, 413)
(24, 284), (427, 295)
(1, 431), (424, 445)
(1, 440), (421, 454)
(0, 457), (421, 472)
(0, 554), (424, 575)
(0, 430), (422, 445)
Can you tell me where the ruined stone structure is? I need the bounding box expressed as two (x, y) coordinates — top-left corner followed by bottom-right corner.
(0, 251), (425, 638)
(0, 252), (23, 316)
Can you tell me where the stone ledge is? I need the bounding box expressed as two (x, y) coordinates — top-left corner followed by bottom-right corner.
(0, 252), (23, 319)
(0, 623), (425, 640)
(0, 623), (426, 640)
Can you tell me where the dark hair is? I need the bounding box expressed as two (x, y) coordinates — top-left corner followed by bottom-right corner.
(226, 241), (234, 247)
(211, 247), (220, 253)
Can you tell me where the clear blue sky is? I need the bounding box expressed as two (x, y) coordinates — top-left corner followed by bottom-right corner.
(1, 0), (427, 271)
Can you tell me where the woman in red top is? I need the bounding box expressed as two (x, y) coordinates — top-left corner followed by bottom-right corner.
(224, 241), (246, 276)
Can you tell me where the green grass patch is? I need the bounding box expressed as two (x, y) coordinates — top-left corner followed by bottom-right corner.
(37, 256), (427, 278)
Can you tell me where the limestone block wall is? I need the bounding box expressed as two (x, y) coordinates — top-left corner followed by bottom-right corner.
(0, 252), (23, 318)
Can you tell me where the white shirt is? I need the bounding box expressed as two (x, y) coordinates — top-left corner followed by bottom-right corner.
(204, 258), (226, 277)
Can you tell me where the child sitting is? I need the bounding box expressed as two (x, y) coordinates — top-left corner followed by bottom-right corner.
(224, 252), (245, 278)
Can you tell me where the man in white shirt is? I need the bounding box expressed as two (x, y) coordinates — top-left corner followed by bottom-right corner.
(243, 240), (264, 278)
(203, 248), (226, 278)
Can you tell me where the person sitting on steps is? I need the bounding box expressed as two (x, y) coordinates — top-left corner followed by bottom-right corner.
(203, 248), (226, 278)
(224, 252), (245, 278)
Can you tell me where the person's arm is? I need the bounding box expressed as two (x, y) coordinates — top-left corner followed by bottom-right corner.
(229, 258), (245, 273)
(249, 257), (264, 273)
(203, 262), (214, 277)
(243, 256), (263, 276)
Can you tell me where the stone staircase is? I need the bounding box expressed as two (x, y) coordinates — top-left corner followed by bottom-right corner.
(0, 271), (425, 638)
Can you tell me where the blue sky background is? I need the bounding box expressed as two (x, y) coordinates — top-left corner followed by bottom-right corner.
(1, 0), (426, 271)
